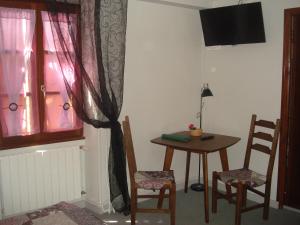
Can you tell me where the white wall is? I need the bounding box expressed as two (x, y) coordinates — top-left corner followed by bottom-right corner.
(120, 0), (203, 186)
(201, 0), (300, 202)
(84, 124), (111, 213)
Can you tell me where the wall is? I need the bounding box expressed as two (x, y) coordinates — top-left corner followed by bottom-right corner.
(120, 0), (203, 186)
(201, 0), (300, 202)
(84, 125), (112, 213)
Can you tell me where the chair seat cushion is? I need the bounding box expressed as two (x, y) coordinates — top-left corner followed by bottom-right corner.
(218, 168), (266, 187)
(134, 170), (175, 190)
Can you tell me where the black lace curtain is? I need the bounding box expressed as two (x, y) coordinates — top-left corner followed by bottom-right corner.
(47, 0), (129, 214)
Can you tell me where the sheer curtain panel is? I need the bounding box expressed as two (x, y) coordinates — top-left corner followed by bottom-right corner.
(47, 0), (130, 213)
(0, 7), (38, 137)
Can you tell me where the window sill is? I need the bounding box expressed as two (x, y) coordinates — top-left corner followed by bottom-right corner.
(0, 138), (85, 157)
(0, 129), (84, 150)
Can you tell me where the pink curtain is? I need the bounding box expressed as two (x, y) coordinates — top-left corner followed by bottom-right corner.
(42, 12), (81, 132)
(0, 7), (39, 137)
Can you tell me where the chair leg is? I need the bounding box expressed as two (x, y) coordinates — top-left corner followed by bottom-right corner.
(131, 188), (137, 225)
(212, 171), (218, 213)
(169, 183), (176, 225)
(263, 184), (271, 220)
(235, 182), (244, 225)
(157, 187), (166, 208)
(184, 152), (191, 193)
(242, 187), (247, 207)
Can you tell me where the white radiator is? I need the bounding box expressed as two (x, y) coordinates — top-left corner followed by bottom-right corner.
(0, 142), (83, 218)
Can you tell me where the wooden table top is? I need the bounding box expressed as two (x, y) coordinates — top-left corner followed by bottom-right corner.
(151, 131), (241, 153)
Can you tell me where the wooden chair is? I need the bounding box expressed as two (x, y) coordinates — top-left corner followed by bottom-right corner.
(212, 114), (280, 225)
(122, 116), (176, 225)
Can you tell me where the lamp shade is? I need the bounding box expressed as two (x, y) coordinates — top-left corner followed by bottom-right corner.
(201, 86), (213, 97)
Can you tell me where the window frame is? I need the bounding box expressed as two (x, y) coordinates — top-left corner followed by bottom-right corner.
(0, 0), (83, 150)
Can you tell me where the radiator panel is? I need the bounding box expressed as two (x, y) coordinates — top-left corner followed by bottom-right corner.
(0, 146), (82, 217)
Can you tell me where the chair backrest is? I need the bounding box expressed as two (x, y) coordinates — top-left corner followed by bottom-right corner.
(122, 116), (137, 186)
(243, 114), (280, 183)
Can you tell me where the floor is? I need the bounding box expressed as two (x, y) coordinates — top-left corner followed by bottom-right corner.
(97, 189), (300, 225)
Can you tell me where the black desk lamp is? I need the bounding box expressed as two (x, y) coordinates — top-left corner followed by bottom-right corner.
(191, 83), (213, 192)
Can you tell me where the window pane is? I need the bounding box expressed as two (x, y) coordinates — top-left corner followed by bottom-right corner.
(43, 14), (82, 132)
(0, 7), (39, 137)
(44, 54), (81, 132)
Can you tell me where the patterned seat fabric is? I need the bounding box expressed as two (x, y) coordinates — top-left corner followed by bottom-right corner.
(134, 170), (175, 190)
(218, 168), (266, 187)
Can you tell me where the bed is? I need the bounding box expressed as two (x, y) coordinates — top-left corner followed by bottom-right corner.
(0, 202), (104, 225)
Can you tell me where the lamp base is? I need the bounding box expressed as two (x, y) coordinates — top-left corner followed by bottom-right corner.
(190, 182), (204, 192)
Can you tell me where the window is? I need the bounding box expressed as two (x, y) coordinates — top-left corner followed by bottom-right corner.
(0, 1), (83, 149)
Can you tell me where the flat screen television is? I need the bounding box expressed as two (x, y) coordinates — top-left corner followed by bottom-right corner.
(199, 2), (266, 46)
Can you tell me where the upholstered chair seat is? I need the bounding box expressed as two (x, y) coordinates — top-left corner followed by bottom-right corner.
(135, 170), (175, 190)
(218, 168), (266, 188)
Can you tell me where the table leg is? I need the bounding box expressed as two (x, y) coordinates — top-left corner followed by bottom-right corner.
(219, 148), (233, 201)
(184, 152), (191, 193)
(157, 146), (174, 208)
(201, 153), (209, 223)
(162, 146), (174, 170)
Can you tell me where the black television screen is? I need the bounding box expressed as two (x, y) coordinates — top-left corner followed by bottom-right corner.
(199, 2), (266, 46)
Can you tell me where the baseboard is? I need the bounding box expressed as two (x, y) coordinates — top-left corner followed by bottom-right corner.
(70, 197), (86, 208)
(84, 199), (110, 215)
(283, 206), (300, 214)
